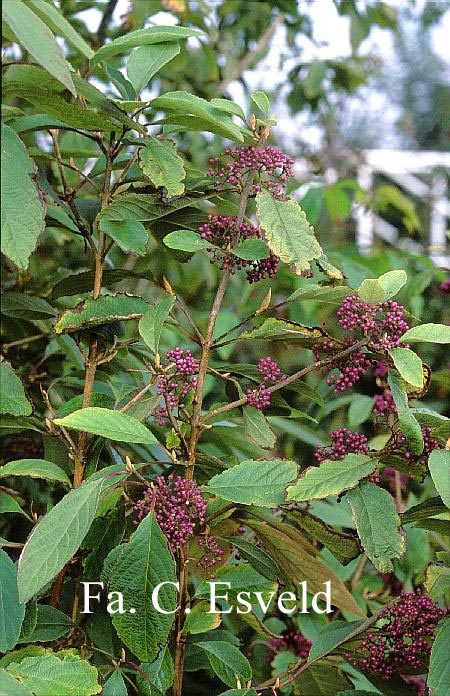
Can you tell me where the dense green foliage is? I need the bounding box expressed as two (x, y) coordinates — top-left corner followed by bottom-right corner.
(1, 2), (449, 696)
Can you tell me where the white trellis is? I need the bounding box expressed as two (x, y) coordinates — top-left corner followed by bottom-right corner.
(355, 149), (450, 268)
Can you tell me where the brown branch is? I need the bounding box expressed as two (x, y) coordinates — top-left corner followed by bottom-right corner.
(202, 337), (369, 422)
(218, 13), (285, 94)
(93, 0), (118, 50)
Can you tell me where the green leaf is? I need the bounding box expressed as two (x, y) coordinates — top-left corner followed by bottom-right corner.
(152, 91), (244, 142)
(210, 98), (246, 120)
(5, 84), (115, 132)
(206, 459), (297, 507)
(6, 654), (101, 696)
(54, 408), (157, 445)
(0, 362), (32, 417)
(256, 191), (322, 274)
(21, 605), (74, 643)
(1, 124), (46, 269)
(139, 297), (176, 354)
(231, 239), (269, 260)
(243, 406), (276, 449)
(218, 537), (280, 580)
(428, 450), (450, 509)
(99, 219), (148, 256)
(287, 284), (350, 304)
(244, 518), (364, 617)
(308, 620), (364, 661)
(137, 645), (174, 696)
(400, 323), (450, 344)
(195, 642), (252, 688)
(251, 91), (270, 114)
(358, 270), (407, 304)
(127, 43), (180, 95)
(2, 0), (75, 95)
(183, 602), (221, 636)
(55, 394), (114, 419)
(388, 348), (423, 388)
(388, 371), (423, 454)
(1, 293), (56, 320)
(26, 0), (94, 59)
(163, 229), (211, 252)
(239, 318), (328, 344)
(0, 459), (70, 485)
(346, 481), (405, 573)
(195, 563), (277, 603)
(286, 454), (376, 502)
(91, 26), (203, 64)
(108, 512), (177, 662)
(0, 549), (25, 653)
(348, 395), (375, 428)
(294, 664), (352, 695)
(218, 691), (258, 696)
(97, 193), (202, 227)
(17, 478), (104, 603)
(53, 294), (148, 334)
(0, 492), (31, 519)
(102, 670), (127, 696)
(0, 669), (34, 696)
(287, 510), (361, 564)
(427, 617), (450, 696)
(139, 137), (186, 198)
(51, 268), (153, 299)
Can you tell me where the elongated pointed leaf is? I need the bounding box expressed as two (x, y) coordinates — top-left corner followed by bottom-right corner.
(54, 408), (157, 444)
(286, 454), (376, 502)
(127, 43), (180, 94)
(243, 406), (276, 449)
(0, 361), (32, 417)
(17, 478), (104, 603)
(108, 512), (177, 661)
(346, 481), (405, 573)
(308, 620), (364, 661)
(3, 0), (75, 95)
(99, 219), (148, 255)
(1, 124), (46, 269)
(53, 294), (148, 334)
(139, 297), (176, 354)
(195, 642), (251, 688)
(256, 190), (322, 274)
(26, 0), (94, 59)
(400, 323), (450, 344)
(6, 654), (101, 696)
(428, 617), (450, 696)
(0, 549), (25, 653)
(0, 459), (70, 484)
(206, 460), (297, 507)
(163, 229), (211, 252)
(388, 348), (423, 388)
(92, 26), (203, 64)
(428, 450), (450, 509)
(388, 371), (423, 454)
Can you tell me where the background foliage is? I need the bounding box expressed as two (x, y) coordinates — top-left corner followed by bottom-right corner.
(1, 2), (449, 696)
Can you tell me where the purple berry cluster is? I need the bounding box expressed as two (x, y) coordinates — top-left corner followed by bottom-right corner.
(337, 296), (409, 351)
(154, 348), (199, 426)
(269, 629), (312, 660)
(197, 534), (224, 572)
(373, 389), (396, 417)
(346, 591), (446, 680)
(315, 428), (369, 463)
(134, 474), (207, 551)
(313, 338), (371, 393)
(246, 357), (283, 410)
(208, 145), (294, 196)
(439, 278), (450, 294)
(198, 214), (279, 283)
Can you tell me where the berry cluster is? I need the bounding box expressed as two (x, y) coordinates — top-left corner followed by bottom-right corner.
(269, 629), (312, 660)
(439, 278), (450, 294)
(134, 475), (207, 551)
(198, 214), (279, 282)
(346, 591), (446, 680)
(315, 428), (370, 463)
(373, 389), (396, 417)
(395, 427), (440, 464)
(246, 357), (283, 410)
(197, 535), (224, 572)
(208, 145), (294, 196)
(313, 338), (372, 393)
(337, 296), (409, 351)
(154, 348), (199, 426)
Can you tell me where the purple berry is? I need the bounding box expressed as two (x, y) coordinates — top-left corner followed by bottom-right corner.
(208, 145), (294, 196)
